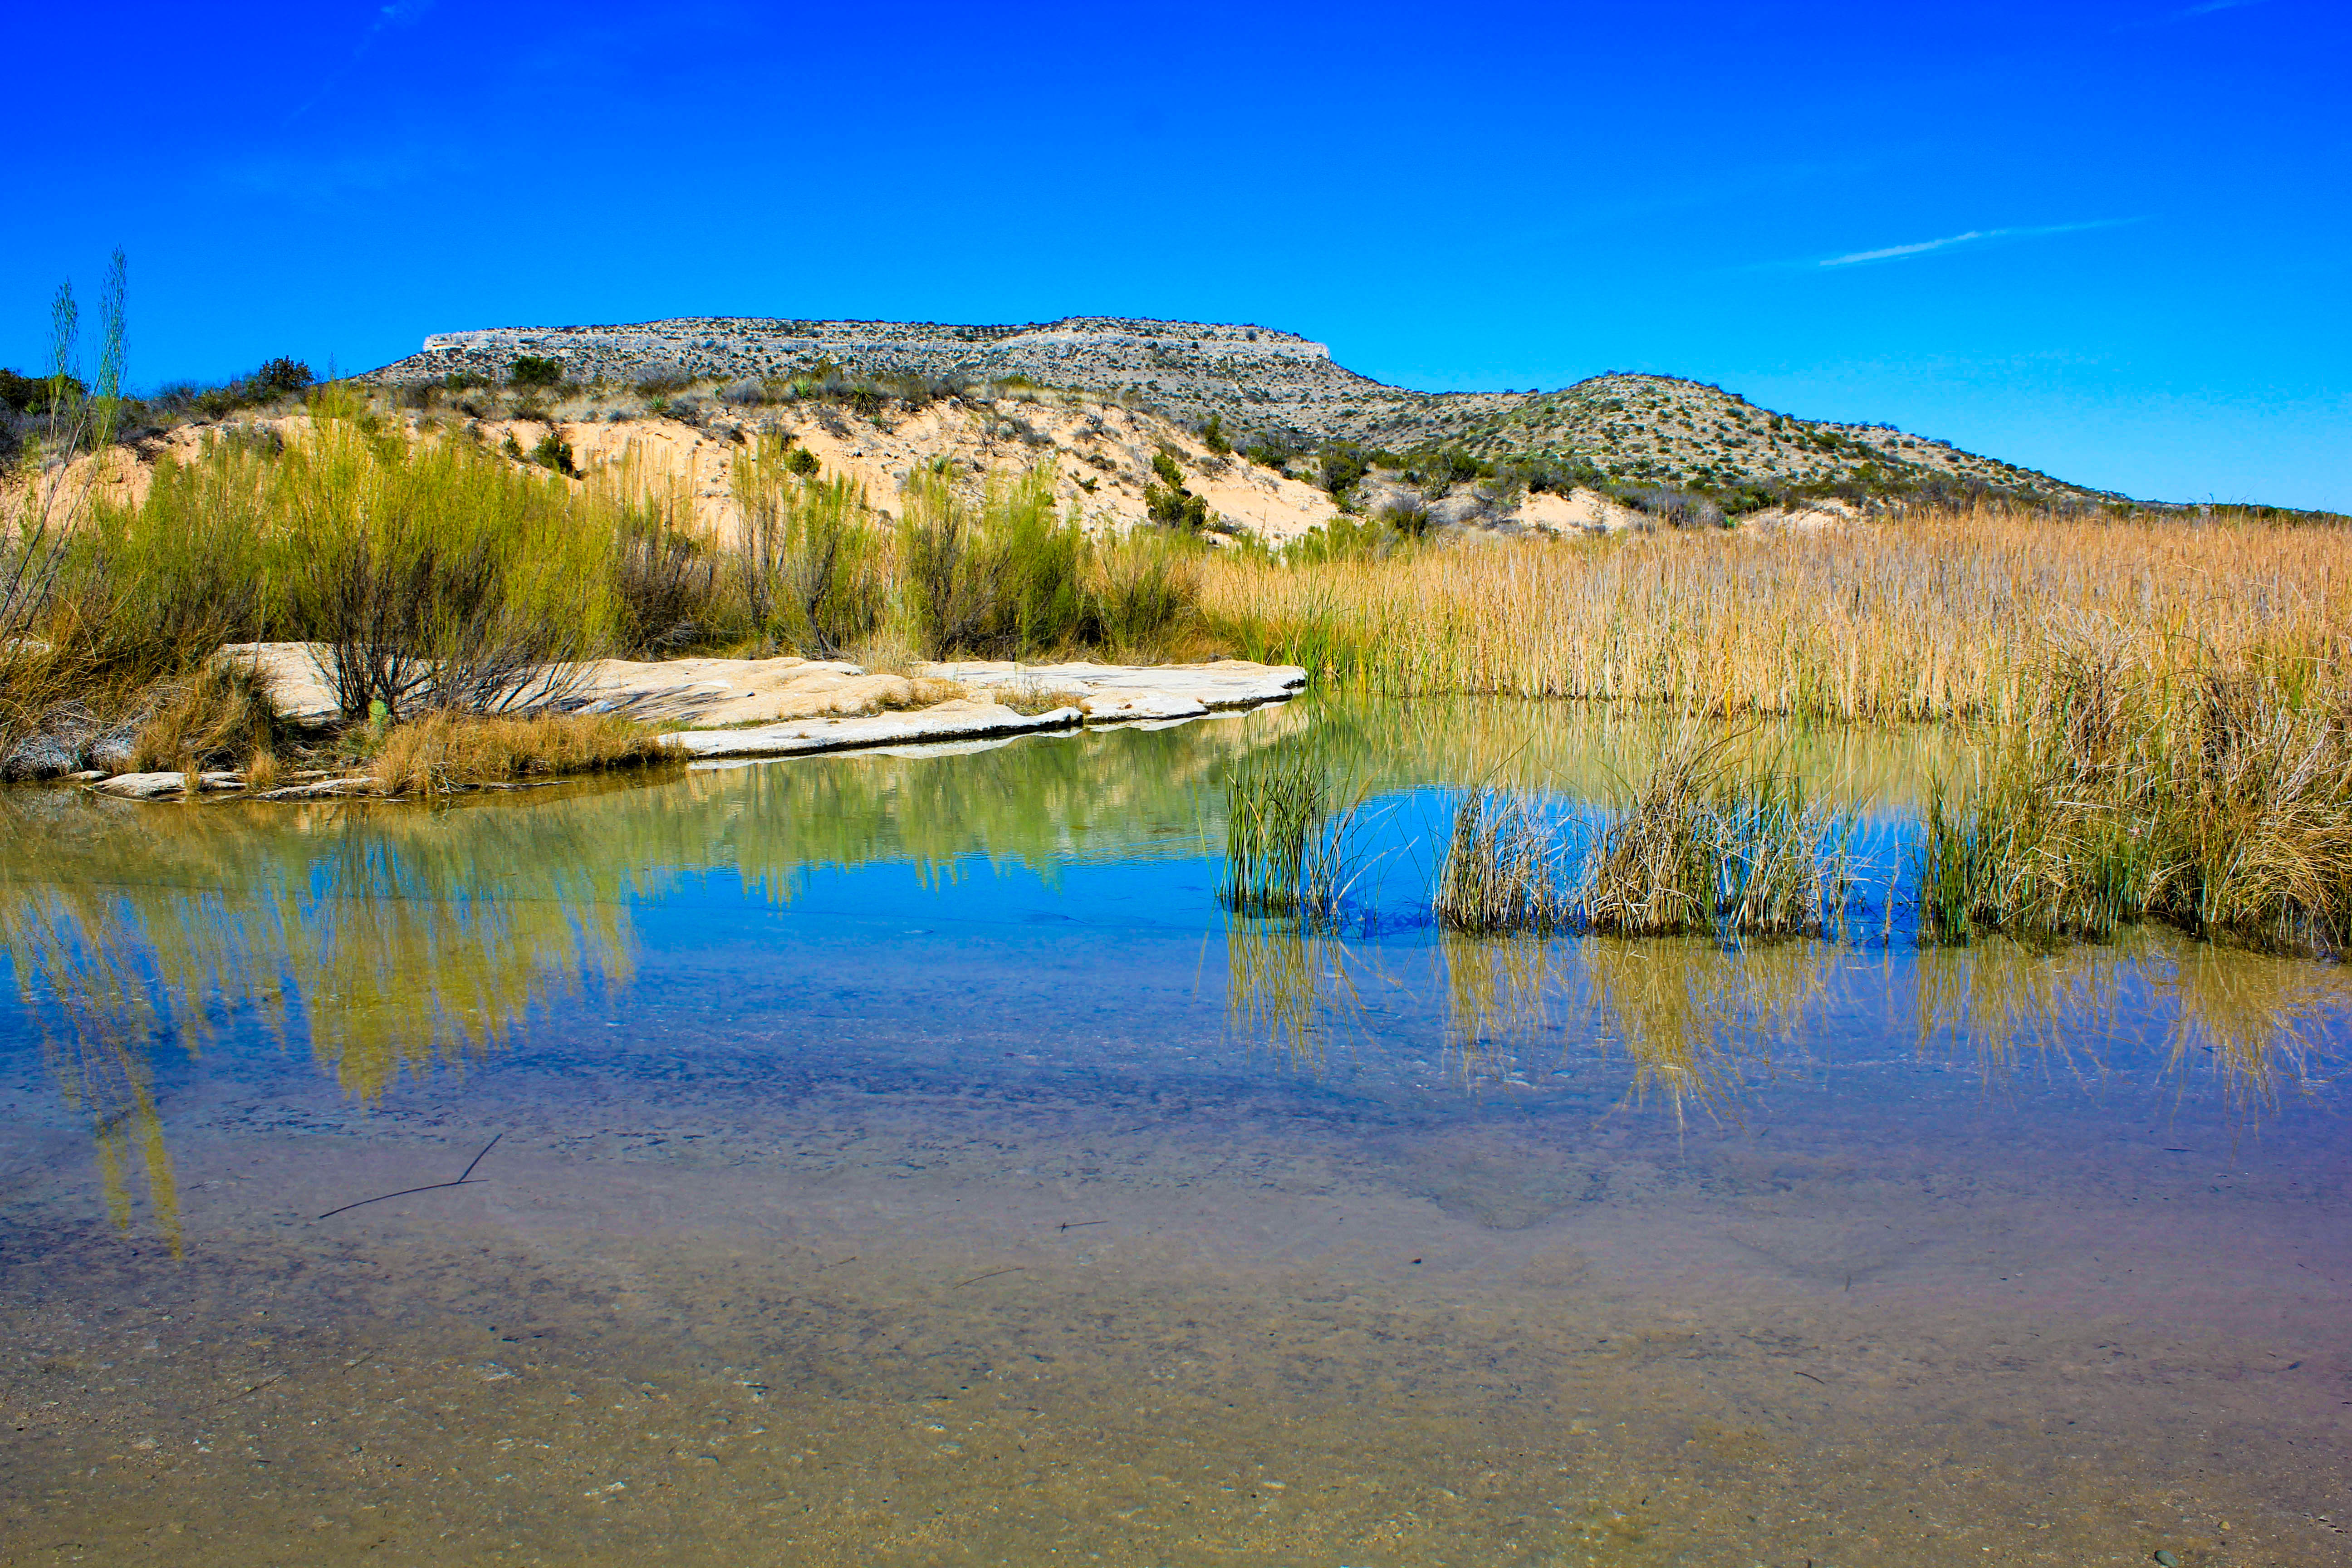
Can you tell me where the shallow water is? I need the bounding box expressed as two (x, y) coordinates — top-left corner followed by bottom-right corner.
(2, 697), (2347, 1567)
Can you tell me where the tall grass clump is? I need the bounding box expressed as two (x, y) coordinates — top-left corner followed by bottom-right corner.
(1220, 749), (1364, 924)
(128, 659), (289, 772)
(1433, 736), (1858, 939)
(1435, 791), (1573, 935)
(1916, 648), (2352, 954)
(1583, 736), (1857, 937)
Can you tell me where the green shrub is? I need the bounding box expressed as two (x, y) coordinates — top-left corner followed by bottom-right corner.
(253, 357), (313, 396)
(0, 367), (74, 414)
(1317, 442), (1368, 498)
(1201, 413), (1230, 455)
(732, 435), (879, 657)
(1145, 448), (1210, 531)
(1243, 435), (1297, 471)
(529, 431), (576, 476)
(785, 444), (821, 476)
(509, 355), (563, 387)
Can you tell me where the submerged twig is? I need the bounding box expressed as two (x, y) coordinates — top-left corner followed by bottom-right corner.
(316, 1133), (501, 1220)
(951, 1266), (1025, 1288)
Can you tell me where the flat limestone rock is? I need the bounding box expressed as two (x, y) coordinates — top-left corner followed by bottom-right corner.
(1076, 689), (1210, 722)
(922, 659), (1306, 710)
(254, 776), (380, 800)
(90, 771), (246, 800)
(661, 699), (1081, 760)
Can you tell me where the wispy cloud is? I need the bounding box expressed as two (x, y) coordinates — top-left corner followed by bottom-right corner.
(2114, 0), (2270, 29)
(1816, 219), (2143, 269)
(194, 143), (465, 209)
(286, 1), (438, 125)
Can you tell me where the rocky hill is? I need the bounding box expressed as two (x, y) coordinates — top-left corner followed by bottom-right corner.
(366, 316), (2106, 505)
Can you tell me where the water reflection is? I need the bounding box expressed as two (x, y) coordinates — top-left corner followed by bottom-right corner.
(3, 697), (2345, 1258)
(1228, 913), (2344, 1125)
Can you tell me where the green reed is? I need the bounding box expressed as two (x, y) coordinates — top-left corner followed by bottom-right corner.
(1219, 748), (1366, 924)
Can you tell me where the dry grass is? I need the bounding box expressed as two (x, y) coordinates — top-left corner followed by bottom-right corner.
(1435, 791), (1572, 936)
(1916, 647), (2352, 953)
(363, 711), (671, 796)
(1200, 507), (2352, 721)
(129, 659), (285, 772)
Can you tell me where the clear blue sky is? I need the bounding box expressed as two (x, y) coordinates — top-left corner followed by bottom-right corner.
(8, 1), (2344, 508)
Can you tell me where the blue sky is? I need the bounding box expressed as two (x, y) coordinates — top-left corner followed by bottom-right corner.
(7, 0), (2344, 508)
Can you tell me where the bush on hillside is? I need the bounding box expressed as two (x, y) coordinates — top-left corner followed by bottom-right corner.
(1145, 449), (1210, 531)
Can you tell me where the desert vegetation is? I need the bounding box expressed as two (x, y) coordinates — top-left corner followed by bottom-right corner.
(6, 271), (2346, 958)
(1, 376), (1207, 787)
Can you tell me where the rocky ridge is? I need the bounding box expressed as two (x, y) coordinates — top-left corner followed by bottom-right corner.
(367, 314), (2104, 502)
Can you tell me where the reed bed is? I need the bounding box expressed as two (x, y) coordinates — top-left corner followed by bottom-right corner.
(1916, 650), (2352, 954)
(1200, 508), (2352, 722)
(1433, 735), (1858, 939)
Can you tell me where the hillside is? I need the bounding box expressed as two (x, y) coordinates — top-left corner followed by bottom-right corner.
(366, 315), (2109, 505)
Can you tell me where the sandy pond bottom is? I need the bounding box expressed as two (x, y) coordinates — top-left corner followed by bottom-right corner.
(1, 702), (2348, 1567)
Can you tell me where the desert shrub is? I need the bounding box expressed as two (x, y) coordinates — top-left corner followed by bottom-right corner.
(785, 444), (821, 477)
(529, 430), (576, 475)
(992, 467), (1094, 652)
(0, 367), (72, 414)
(1317, 442), (1369, 498)
(253, 358), (314, 396)
(720, 380), (767, 406)
(899, 466), (1004, 660)
(898, 463), (1108, 659)
(1613, 485), (1721, 528)
(612, 517), (717, 654)
(1286, 513), (1399, 565)
(1242, 434), (1298, 471)
(509, 355), (563, 388)
(1091, 534), (1199, 653)
(1377, 499), (1431, 539)
(1201, 413), (1230, 455)
(1406, 447), (1490, 488)
(1144, 448), (1210, 531)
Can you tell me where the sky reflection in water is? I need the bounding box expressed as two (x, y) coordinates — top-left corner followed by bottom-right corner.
(2, 697), (2348, 1566)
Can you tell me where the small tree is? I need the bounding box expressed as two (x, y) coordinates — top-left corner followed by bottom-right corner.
(253, 357), (313, 396)
(509, 355), (563, 387)
(1201, 413), (1230, 456)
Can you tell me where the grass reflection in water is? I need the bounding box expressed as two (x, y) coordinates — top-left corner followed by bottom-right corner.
(1227, 915), (2344, 1127)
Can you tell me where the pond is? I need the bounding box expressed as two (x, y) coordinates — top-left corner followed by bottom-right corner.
(1, 696), (2346, 1566)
